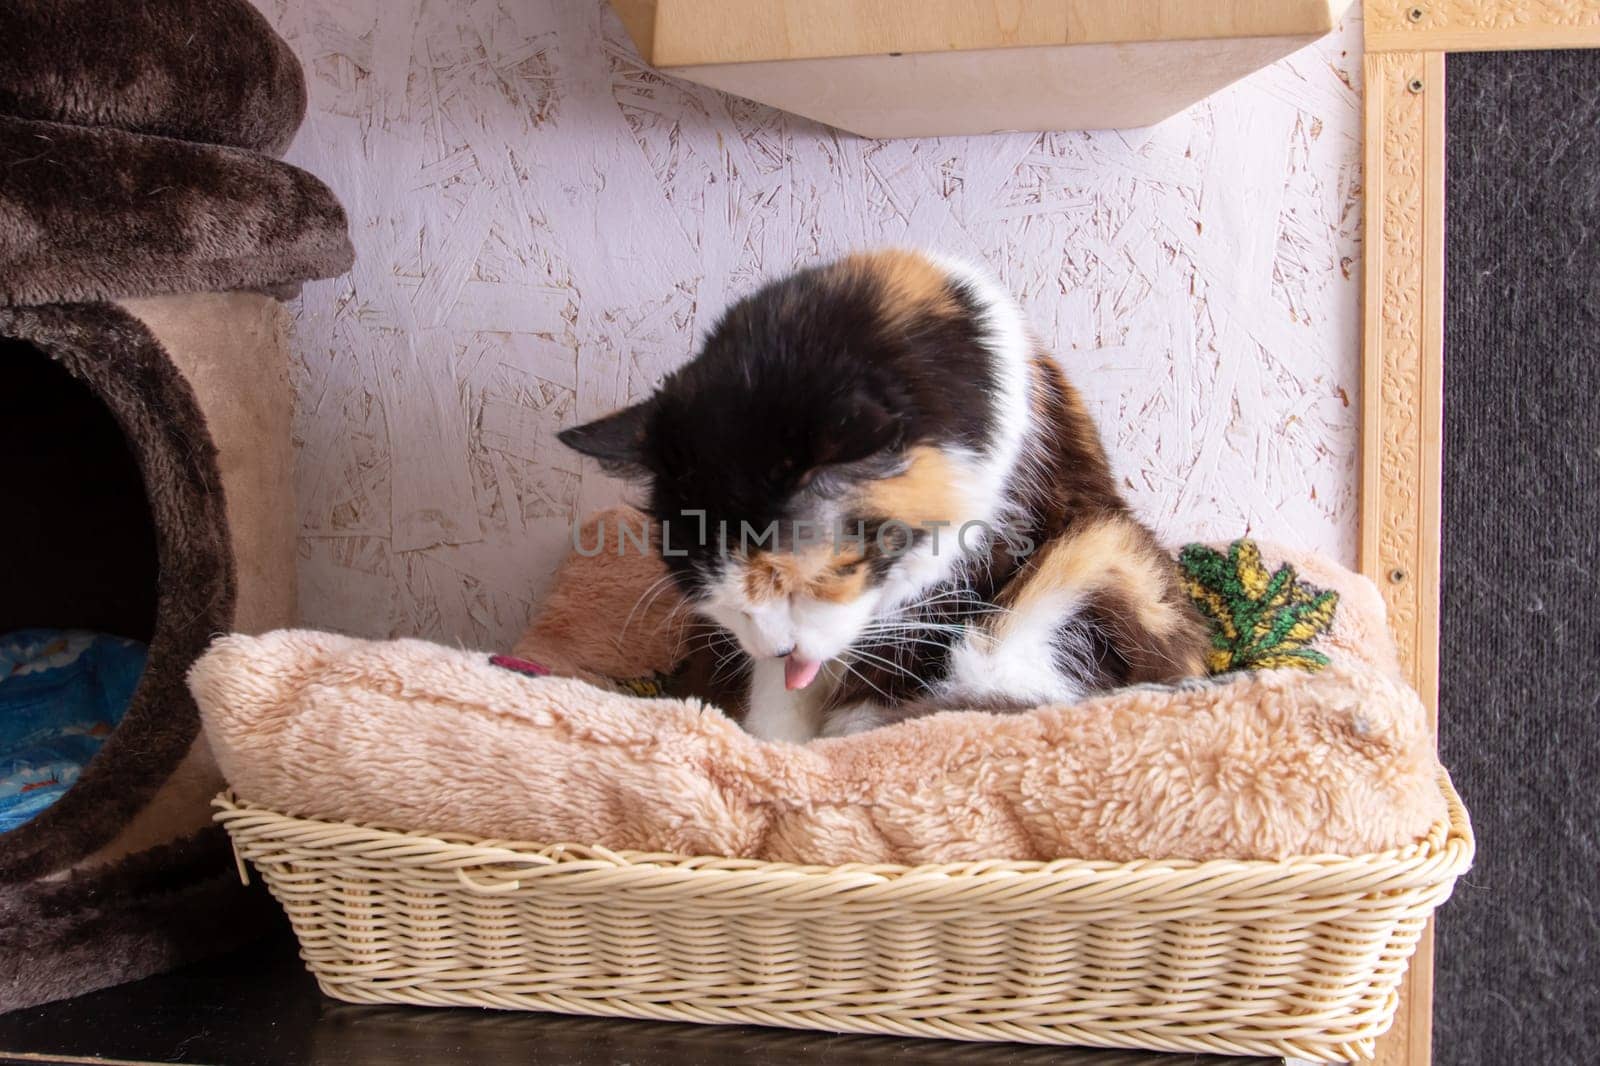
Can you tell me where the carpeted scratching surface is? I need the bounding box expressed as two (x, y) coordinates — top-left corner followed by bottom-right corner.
(1440, 48), (1600, 1065)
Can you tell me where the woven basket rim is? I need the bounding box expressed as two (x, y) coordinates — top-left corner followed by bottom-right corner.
(214, 770), (1472, 896)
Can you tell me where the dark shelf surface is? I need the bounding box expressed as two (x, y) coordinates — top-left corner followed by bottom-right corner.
(0, 931), (1283, 1066)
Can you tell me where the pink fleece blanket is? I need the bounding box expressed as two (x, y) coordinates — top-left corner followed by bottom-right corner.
(190, 514), (1445, 865)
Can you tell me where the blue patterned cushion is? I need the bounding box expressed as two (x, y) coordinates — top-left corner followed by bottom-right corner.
(0, 629), (146, 833)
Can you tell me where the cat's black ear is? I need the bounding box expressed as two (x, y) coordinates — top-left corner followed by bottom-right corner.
(558, 402), (654, 477)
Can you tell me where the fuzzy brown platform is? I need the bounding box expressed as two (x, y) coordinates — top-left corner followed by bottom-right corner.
(0, 116), (352, 306)
(0, 0), (306, 156)
(0, 829), (278, 1014)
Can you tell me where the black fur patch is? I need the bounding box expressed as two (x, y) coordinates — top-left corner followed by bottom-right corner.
(560, 256), (1000, 593)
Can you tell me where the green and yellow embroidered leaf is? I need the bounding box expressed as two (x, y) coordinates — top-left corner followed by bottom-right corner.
(616, 675), (670, 698)
(1178, 540), (1339, 674)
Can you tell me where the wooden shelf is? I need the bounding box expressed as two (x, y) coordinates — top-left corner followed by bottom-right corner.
(610, 0), (1356, 138)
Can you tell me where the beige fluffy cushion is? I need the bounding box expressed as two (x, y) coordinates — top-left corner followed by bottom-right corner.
(190, 512), (1446, 866)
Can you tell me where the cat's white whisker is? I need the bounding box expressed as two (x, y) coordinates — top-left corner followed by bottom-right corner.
(843, 647), (919, 682)
(620, 572), (682, 639)
(837, 660), (895, 706)
(859, 634), (954, 655)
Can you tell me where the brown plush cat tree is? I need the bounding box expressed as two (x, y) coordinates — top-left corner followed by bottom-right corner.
(0, 0), (352, 1011)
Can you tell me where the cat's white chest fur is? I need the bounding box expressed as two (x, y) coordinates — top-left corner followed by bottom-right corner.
(743, 658), (836, 743)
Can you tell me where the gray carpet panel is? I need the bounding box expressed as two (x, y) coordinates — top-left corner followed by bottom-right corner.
(1439, 47), (1600, 1066)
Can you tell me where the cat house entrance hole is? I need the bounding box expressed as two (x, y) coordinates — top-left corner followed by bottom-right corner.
(0, 339), (158, 642)
(0, 309), (235, 881)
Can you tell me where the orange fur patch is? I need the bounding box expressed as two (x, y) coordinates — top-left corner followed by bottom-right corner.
(809, 555), (869, 603)
(742, 552), (800, 603)
(861, 445), (968, 527)
(1031, 354), (1105, 463)
(743, 544), (869, 605)
(841, 249), (959, 326)
(998, 514), (1183, 640)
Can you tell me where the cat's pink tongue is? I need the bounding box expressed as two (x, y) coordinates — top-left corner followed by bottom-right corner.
(784, 655), (823, 691)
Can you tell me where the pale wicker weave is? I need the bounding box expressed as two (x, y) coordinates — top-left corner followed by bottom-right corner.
(215, 774), (1472, 1063)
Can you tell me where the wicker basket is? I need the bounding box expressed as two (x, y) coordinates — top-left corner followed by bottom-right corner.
(214, 774), (1472, 1063)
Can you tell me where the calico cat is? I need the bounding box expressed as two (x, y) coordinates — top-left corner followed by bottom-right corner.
(560, 250), (1209, 742)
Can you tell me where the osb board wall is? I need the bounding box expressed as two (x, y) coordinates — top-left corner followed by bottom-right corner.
(261, 0), (1365, 650)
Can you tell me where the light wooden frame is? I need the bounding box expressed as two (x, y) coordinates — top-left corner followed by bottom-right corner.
(1361, 2), (1600, 1064)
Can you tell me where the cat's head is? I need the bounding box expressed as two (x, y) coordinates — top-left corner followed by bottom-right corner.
(559, 250), (1029, 690)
